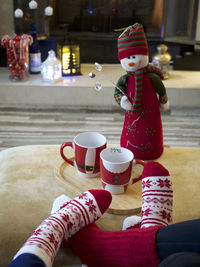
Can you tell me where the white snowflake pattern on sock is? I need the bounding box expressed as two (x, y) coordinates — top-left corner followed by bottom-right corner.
(14, 191), (103, 267)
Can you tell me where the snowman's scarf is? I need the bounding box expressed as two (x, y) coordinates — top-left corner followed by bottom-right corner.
(129, 64), (164, 112)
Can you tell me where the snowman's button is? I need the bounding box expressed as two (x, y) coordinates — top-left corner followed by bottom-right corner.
(113, 174), (119, 179)
(113, 180), (119, 184)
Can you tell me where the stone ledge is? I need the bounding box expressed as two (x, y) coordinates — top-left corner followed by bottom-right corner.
(0, 65), (200, 108)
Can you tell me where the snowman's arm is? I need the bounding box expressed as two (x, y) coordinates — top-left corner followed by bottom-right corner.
(147, 73), (168, 104)
(114, 74), (128, 105)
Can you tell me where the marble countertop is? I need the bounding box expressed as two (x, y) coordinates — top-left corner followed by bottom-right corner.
(0, 64), (200, 89)
(0, 65), (200, 107)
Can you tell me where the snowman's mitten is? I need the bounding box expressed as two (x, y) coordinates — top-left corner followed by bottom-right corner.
(160, 100), (170, 112)
(120, 95), (132, 111)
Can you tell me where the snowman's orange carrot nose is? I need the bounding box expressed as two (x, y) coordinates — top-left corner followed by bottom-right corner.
(128, 62), (135, 67)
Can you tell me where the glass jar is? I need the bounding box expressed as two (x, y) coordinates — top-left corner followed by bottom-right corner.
(1, 34), (33, 81)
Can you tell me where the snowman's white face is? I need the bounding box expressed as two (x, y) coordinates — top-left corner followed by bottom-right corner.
(120, 55), (149, 72)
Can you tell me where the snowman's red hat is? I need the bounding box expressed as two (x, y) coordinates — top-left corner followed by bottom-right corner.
(118, 23), (148, 61)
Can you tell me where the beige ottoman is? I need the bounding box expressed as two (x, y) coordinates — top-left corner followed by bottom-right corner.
(0, 145), (200, 266)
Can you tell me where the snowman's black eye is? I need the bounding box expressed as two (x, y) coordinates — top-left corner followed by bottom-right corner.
(132, 56), (136, 59)
(127, 56), (130, 59)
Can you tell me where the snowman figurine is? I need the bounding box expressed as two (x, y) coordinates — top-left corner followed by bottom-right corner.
(114, 23), (169, 160)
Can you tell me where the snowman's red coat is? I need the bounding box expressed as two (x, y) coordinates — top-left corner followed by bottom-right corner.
(120, 74), (163, 160)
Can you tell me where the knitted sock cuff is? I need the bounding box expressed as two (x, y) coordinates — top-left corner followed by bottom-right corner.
(14, 216), (65, 267)
(142, 175), (173, 228)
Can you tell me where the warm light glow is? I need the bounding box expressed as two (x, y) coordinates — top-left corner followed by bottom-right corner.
(62, 51), (76, 74)
(41, 50), (61, 83)
(41, 64), (61, 82)
(58, 44), (81, 76)
(62, 47), (76, 74)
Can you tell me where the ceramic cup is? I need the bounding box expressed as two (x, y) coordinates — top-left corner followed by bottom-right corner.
(60, 132), (107, 178)
(100, 147), (145, 194)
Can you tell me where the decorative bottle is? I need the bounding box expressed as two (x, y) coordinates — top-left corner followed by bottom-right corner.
(152, 44), (171, 79)
(29, 24), (41, 74)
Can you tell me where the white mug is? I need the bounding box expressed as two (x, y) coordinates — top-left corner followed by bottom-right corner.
(100, 147), (145, 194)
(60, 132), (107, 178)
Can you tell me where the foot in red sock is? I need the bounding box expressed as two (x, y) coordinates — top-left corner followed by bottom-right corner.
(68, 162), (172, 266)
(123, 161), (173, 230)
(13, 190), (112, 267)
(69, 223), (161, 267)
(141, 161), (173, 228)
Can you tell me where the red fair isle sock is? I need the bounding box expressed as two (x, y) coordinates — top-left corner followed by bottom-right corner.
(13, 190), (111, 267)
(122, 162), (173, 231)
(69, 223), (162, 267)
(141, 161), (173, 228)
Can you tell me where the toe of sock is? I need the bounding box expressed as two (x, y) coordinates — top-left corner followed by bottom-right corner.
(142, 161), (170, 178)
(122, 215), (142, 230)
(88, 189), (112, 214)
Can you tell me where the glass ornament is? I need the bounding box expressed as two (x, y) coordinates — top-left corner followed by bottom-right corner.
(94, 62), (102, 71)
(94, 81), (102, 91)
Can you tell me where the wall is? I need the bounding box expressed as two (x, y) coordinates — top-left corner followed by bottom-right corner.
(0, 0), (14, 38)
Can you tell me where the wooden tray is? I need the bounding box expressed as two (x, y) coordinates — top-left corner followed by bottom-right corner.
(54, 158), (142, 215)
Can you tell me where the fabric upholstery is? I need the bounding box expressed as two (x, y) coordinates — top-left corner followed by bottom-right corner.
(0, 145), (200, 266)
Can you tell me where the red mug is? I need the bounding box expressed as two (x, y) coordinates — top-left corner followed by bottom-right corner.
(100, 147), (145, 194)
(60, 132), (107, 178)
